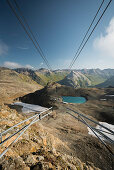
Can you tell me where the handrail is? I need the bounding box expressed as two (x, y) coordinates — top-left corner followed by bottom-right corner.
(78, 113), (114, 156)
(66, 111), (114, 144)
(66, 111), (114, 156)
(67, 108), (114, 135)
(0, 109), (52, 158)
(0, 107), (52, 136)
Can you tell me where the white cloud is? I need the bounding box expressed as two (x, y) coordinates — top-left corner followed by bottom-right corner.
(93, 17), (114, 58)
(4, 61), (34, 69)
(0, 40), (8, 56)
(4, 61), (22, 69)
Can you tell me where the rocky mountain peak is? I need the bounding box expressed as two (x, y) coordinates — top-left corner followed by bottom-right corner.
(59, 71), (91, 88)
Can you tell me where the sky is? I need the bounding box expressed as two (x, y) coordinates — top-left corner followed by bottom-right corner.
(0, 0), (114, 70)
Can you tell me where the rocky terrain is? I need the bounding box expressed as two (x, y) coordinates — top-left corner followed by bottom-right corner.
(79, 69), (114, 86)
(0, 98), (114, 169)
(20, 82), (114, 125)
(96, 76), (114, 88)
(79, 68), (114, 79)
(19, 82), (78, 107)
(58, 71), (91, 88)
(11, 67), (114, 88)
(14, 67), (114, 88)
(0, 67), (114, 170)
(14, 68), (46, 86)
(0, 104), (103, 170)
(14, 68), (68, 86)
(0, 67), (42, 104)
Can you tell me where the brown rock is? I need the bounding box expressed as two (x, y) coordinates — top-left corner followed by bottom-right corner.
(24, 154), (37, 166)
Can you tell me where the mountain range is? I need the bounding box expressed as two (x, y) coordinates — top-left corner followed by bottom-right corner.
(58, 71), (91, 88)
(14, 68), (114, 88)
(0, 67), (42, 103)
(96, 76), (114, 88)
(0, 67), (114, 92)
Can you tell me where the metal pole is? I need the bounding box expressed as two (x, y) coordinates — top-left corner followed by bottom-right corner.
(67, 108), (114, 135)
(67, 111), (114, 144)
(0, 107), (52, 136)
(66, 111), (114, 156)
(0, 111), (52, 158)
(92, 127), (114, 135)
(78, 114), (114, 156)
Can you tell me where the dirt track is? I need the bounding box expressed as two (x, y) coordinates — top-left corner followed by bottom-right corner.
(2, 86), (114, 169)
(40, 100), (114, 170)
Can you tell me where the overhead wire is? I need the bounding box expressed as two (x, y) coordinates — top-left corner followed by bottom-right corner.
(13, 0), (52, 70)
(69, 0), (112, 69)
(7, 0), (52, 70)
(69, 0), (104, 69)
(6, 0), (112, 71)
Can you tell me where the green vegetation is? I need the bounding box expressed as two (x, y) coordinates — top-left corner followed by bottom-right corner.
(35, 71), (68, 85)
(96, 76), (114, 87)
(6, 68), (113, 88)
(19, 73), (38, 84)
(85, 74), (106, 86)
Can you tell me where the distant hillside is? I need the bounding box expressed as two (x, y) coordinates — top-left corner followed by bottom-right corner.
(14, 68), (68, 86)
(35, 70), (68, 85)
(3, 67), (114, 88)
(79, 68), (114, 78)
(78, 68), (114, 85)
(36, 68), (114, 87)
(0, 67), (42, 103)
(57, 68), (114, 87)
(58, 71), (91, 88)
(96, 76), (114, 88)
(85, 74), (106, 86)
(20, 82), (77, 107)
(20, 82), (107, 108)
(14, 68), (45, 86)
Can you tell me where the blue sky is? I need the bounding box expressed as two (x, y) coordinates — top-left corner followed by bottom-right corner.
(0, 0), (114, 70)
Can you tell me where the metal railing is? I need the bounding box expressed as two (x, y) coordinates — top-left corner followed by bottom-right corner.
(0, 107), (52, 158)
(66, 107), (114, 156)
(67, 108), (114, 135)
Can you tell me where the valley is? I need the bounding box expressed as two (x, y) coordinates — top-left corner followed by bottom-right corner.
(0, 67), (114, 170)
(1, 1), (114, 169)
(13, 67), (114, 88)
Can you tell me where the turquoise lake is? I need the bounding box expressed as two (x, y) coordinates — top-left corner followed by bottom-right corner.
(62, 96), (86, 103)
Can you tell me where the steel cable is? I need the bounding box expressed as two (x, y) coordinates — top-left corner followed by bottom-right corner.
(69, 0), (104, 69)
(7, 0), (52, 70)
(69, 0), (112, 69)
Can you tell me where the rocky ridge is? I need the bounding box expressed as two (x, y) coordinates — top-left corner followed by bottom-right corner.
(3, 67), (114, 88)
(0, 67), (42, 104)
(0, 104), (99, 170)
(58, 71), (91, 88)
(96, 76), (114, 88)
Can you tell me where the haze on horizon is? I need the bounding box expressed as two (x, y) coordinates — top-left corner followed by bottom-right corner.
(0, 0), (114, 70)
